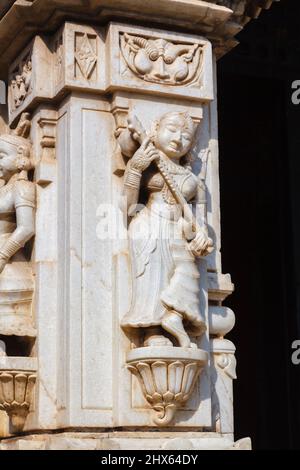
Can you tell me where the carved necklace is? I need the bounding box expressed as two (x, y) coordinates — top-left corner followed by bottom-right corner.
(160, 156), (190, 205)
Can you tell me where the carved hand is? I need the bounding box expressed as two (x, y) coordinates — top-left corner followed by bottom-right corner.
(129, 137), (160, 173)
(188, 230), (213, 258)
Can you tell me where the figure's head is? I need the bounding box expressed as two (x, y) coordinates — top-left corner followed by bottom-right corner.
(154, 111), (196, 160)
(0, 113), (32, 181)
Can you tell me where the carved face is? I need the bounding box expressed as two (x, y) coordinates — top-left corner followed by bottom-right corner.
(154, 113), (194, 159)
(0, 139), (19, 181)
(122, 34), (201, 86)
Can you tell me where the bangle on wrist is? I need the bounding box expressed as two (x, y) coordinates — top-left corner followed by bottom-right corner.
(124, 168), (142, 189)
(0, 239), (22, 261)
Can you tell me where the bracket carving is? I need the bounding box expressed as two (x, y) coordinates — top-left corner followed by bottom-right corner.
(0, 370), (36, 432)
(0, 344), (37, 433)
(121, 33), (202, 86)
(36, 110), (58, 187)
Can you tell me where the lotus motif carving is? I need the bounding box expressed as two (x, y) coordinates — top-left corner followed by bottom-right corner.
(0, 370), (36, 431)
(127, 347), (208, 426)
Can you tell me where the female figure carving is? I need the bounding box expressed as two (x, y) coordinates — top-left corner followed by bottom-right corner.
(120, 111), (212, 348)
(0, 113), (36, 337)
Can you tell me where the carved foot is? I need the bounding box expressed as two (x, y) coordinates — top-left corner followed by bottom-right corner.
(144, 335), (173, 347)
(161, 311), (191, 348)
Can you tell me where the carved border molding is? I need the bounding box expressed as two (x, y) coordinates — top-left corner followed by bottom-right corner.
(0, 0), (280, 78)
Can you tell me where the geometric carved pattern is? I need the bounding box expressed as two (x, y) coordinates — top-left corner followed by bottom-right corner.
(75, 33), (97, 80)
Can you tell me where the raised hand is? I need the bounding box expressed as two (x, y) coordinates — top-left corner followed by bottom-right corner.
(129, 137), (160, 173)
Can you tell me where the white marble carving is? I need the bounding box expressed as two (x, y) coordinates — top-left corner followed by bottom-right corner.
(120, 111), (213, 348)
(0, 357), (37, 432)
(0, 0), (258, 447)
(8, 37), (53, 125)
(0, 113), (36, 337)
(75, 32), (97, 80)
(118, 111), (213, 425)
(121, 33), (202, 85)
(108, 24), (214, 101)
(52, 23), (105, 97)
(10, 54), (32, 111)
(127, 347), (208, 425)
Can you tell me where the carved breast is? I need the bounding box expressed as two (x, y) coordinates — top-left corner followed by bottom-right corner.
(146, 168), (198, 202)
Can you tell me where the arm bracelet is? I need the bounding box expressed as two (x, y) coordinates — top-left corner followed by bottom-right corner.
(124, 168), (142, 189)
(0, 239), (23, 261)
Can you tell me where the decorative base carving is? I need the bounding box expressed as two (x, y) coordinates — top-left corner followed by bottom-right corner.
(0, 357), (37, 432)
(0, 432), (252, 450)
(127, 347), (208, 426)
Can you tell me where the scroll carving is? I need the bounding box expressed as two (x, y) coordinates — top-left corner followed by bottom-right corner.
(121, 33), (202, 85)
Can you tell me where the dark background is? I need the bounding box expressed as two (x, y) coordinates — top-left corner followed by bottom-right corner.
(217, 0), (300, 449)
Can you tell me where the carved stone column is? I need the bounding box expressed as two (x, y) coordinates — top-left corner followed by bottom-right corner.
(0, 0), (278, 450)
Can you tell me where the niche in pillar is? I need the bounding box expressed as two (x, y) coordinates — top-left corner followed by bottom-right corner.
(107, 20), (217, 429)
(111, 91), (215, 427)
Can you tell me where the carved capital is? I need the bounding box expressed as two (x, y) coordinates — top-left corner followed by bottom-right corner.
(0, 357), (37, 433)
(38, 115), (57, 150)
(35, 109), (58, 186)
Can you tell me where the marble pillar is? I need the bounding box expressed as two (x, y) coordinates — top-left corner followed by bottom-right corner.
(0, 0), (278, 451)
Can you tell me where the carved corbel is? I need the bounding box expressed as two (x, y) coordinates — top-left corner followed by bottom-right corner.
(36, 109), (58, 187)
(0, 346), (37, 433)
(127, 347), (208, 426)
